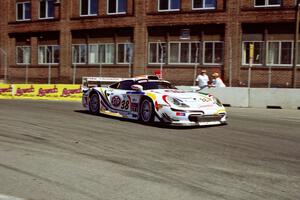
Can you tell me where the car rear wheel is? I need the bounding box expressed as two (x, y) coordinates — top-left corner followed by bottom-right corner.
(89, 93), (100, 114)
(140, 98), (154, 123)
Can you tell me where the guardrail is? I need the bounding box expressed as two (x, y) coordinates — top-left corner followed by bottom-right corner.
(177, 86), (300, 110)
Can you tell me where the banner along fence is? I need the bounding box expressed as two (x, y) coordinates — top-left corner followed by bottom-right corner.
(0, 84), (81, 101)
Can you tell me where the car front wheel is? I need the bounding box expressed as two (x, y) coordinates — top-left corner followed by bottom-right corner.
(140, 98), (154, 123)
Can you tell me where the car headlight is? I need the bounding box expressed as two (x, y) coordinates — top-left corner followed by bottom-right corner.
(165, 96), (189, 108)
(212, 96), (223, 106)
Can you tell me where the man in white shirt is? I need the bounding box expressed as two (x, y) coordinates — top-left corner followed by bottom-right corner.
(196, 69), (209, 89)
(211, 73), (226, 88)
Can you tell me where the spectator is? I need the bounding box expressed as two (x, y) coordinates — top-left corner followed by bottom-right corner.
(196, 69), (209, 89)
(211, 73), (226, 88)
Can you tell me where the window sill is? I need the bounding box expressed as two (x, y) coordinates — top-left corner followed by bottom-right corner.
(70, 14), (133, 20)
(10, 65), (59, 68)
(9, 18), (60, 24)
(192, 7), (216, 10)
(241, 65), (293, 70)
(70, 64), (130, 68)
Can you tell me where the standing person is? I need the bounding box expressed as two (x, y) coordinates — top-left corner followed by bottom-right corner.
(196, 69), (209, 89)
(211, 73), (226, 87)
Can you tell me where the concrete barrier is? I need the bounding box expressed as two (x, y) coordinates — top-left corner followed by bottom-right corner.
(249, 88), (300, 109)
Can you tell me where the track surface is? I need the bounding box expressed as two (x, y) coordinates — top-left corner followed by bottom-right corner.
(0, 100), (299, 200)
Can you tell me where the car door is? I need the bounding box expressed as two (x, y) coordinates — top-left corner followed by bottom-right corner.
(108, 80), (134, 112)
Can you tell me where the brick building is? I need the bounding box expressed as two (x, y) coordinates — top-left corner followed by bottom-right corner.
(0, 0), (299, 87)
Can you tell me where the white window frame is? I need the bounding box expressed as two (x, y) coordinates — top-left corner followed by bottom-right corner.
(16, 2), (31, 21)
(107, 0), (127, 15)
(148, 42), (167, 64)
(254, 0), (281, 7)
(203, 41), (224, 65)
(80, 0), (98, 16)
(168, 41), (200, 65)
(266, 40), (293, 67)
(158, 0), (180, 12)
(39, 0), (55, 19)
(117, 43), (133, 64)
(242, 41), (264, 66)
(88, 43), (115, 64)
(72, 44), (87, 64)
(38, 45), (60, 64)
(16, 46), (31, 65)
(192, 0), (216, 10)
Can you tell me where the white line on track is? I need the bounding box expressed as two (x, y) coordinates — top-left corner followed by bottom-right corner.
(0, 194), (25, 200)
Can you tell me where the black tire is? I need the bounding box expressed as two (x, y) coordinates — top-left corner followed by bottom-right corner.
(139, 98), (154, 123)
(89, 93), (100, 115)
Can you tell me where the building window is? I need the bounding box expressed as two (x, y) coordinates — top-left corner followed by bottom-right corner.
(158, 0), (180, 11)
(255, 0), (281, 7)
(117, 43), (133, 64)
(88, 43), (115, 64)
(203, 41), (223, 65)
(39, 0), (55, 19)
(192, 0), (216, 9)
(242, 41), (264, 65)
(16, 46), (31, 64)
(267, 41), (292, 66)
(38, 45), (60, 64)
(107, 0), (127, 14)
(80, 0), (98, 16)
(169, 42), (200, 64)
(149, 42), (167, 64)
(72, 44), (87, 64)
(16, 2), (31, 21)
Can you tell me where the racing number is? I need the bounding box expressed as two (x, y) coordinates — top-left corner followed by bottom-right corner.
(121, 100), (129, 110)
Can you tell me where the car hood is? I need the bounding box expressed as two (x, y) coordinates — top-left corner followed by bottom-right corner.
(150, 89), (216, 108)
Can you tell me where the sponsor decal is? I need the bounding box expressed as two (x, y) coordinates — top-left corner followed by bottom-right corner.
(0, 85), (12, 94)
(0, 84), (13, 98)
(61, 86), (81, 97)
(111, 95), (121, 107)
(37, 85), (58, 97)
(15, 85), (34, 96)
(176, 112), (186, 116)
(199, 97), (212, 102)
(130, 103), (138, 112)
(131, 97), (138, 103)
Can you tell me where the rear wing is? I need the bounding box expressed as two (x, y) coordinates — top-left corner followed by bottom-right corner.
(82, 77), (125, 89)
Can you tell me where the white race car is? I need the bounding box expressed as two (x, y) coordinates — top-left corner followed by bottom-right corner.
(82, 75), (227, 126)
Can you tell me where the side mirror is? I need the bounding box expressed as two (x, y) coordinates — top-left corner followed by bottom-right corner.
(82, 86), (89, 93)
(131, 84), (143, 91)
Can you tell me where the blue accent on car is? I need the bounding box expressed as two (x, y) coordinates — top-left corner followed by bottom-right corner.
(126, 92), (145, 95)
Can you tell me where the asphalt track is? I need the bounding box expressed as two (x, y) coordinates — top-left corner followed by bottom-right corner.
(0, 99), (299, 200)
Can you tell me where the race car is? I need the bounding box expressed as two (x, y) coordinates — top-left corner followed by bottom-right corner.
(82, 75), (227, 126)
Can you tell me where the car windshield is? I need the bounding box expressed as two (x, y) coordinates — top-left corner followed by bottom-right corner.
(138, 81), (176, 90)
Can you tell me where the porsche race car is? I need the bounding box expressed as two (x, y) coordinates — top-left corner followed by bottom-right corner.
(82, 75), (227, 126)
